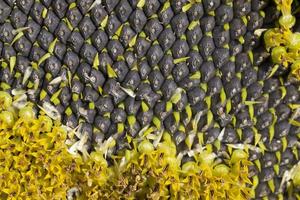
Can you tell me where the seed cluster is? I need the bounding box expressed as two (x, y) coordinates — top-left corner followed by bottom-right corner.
(0, 0), (300, 199)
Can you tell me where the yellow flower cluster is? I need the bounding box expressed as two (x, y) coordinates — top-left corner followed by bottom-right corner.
(263, 0), (300, 80)
(0, 91), (252, 199)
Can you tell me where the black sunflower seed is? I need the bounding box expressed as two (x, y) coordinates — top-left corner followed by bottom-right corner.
(138, 59), (151, 80)
(242, 67), (257, 87)
(213, 26), (230, 47)
(113, 60), (129, 82)
(52, 0), (67, 18)
(144, 0), (160, 16)
(107, 40), (124, 61)
(172, 62), (189, 83)
(161, 79), (177, 100)
(120, 25), (135, 47)
(16, 0), (33, 14)
(172, 40), (189, 59)
(10, 8), (27, 28)
(111, 108), (127, 123)
(125, 97), (141, 115)
(187, 87), (206, 105)
(83, 86), (100, 102)
(200, 61), (216, 83)
(159, 54), (174, 77)
(144, 18), (163, 41)
(30, 2), (45, 24)
(158, 28), (176, 52)
(200, 16), (215, 32)
(215, 4), (233, 25)
(233, 0), (251, 17)
(66, 7), (83, 28)
(147, 44), (163, 66)
(171, 13), (189, 37)
(37, 29), (54, 51)
(129, 9), (147, 33)
(187, 2), (204, 21)
(0, 23), (14, 43)
(187, 50), (203, 73)
(106, 14), (121, 37)
(158, 6), (174, 25)
(44, 10), (60, 33)
(186, 24), (203, 46)
(137, 109), (154, 127)
(79, 16), (96, 40)
(68, 31), (84, 53)
(230, 18), (247, 40)
(95, 96), (114, 114)
(80, 43), (98, 65)
(199, 36), (215, 60)
(116, 0), (133, 23)
(90, 4), (107, 26)
(122, 70), (141, 90)
(148, 69), (164, 91)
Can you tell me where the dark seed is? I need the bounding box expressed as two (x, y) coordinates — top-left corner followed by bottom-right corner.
(55, 21), (71, 44)
(122, 70), (141, 90)
(68, 31), (84, 53)
(137, 109), (153, 127)
(138, 59), (151, 80)
(107, 40), (124, 61)
(95, 96), (114, 114)
(90, 4), (107, 26)
(158, 6), (174, 25)
(158, 28), (176, 52)
(89, 69), (105, 89)
(159, 54), (174, 77)
(230, 18), (247, 40)
(212, 48), (229, 68)
(111, 108), (127, 123)
(52, 0), (68, 18)
(10, 8), (27, 28)
(148, 69), (164, 91)
(144, 0), (160, 17)
(199, 36), (215, 60)
(125, 97), (141, 115)
(187, 3), (204, 21)
(79, 16), (96, 40)
(216, 5), (233, 25)
(106, 14), (121, 37)
(213, 26), (230, 47)
(256, 111), (273, 130)
(171, 40), (189, 59)
(116, 0), (133, 22)
(66, 7), (83, 28)
(200, 16), (215, 32)
(129, 9), (147, 33)
(134, 37), (151, 58)
(161, 79), (177, 100)
(242, 67), (257, 87)
(80, 44), (97, 65)
(224, 77), (241, 98)
(144, 18), (163, 41)
(171, 13), (189, 37)
(37, 29), (54, 51)
(113, 60), (129, 82)
(187, 50), (203, 73)
(172, 62), (189, 83)
(120, 25), (135, 47)
(186, 24), (203, 46)
(233, 0), (251, 17)
(147, 44), (163, 66)
(200, 61), (216, 83)
(44, 10), (60, 33)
